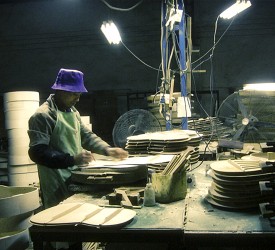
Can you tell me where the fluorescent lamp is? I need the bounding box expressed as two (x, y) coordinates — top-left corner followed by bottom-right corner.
(101, 21), (122, 44)
(220, 0), (251, 19)
(243, 83), (275, 91)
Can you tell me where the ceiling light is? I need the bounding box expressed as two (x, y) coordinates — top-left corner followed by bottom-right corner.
(101, 21), (122, 44)
(243, 83), (275, 91)
(220, 0), (251, 19)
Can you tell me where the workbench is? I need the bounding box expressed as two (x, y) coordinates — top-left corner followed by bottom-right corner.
(29, 161), (275, 250)
(184, 162), (275, 249)
(29, 187), (186, 250)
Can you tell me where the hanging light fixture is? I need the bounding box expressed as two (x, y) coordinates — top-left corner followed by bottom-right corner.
(219, 0), (252, 19)
(243, 83), (275, 91)
(101, 21), (122, 44)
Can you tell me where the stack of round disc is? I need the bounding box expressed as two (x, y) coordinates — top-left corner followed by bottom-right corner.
(125, 131), (190, 154)
(242, 152), (269, 161)
(206, 160), (275, 209)
(188, 117), (225, 141)
(184, 131), (201, 164)
(125, 130), (203, 165)
(147, 137), (190, 154)
(124, 135), (150, 156)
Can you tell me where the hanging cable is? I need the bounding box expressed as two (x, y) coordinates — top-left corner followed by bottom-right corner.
(120, 40), (160, 71)
(100, 0), (143, 11)
(191, 16), (235, 67)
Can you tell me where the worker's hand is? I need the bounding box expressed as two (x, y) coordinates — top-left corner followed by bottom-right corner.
(106, 147), (128, 160)
(74, 150), (94, 166)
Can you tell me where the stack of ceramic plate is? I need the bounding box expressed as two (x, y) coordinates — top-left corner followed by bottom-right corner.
(206, 159), (275, 209)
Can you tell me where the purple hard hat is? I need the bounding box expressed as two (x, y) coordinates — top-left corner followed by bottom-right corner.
(51, 68), (88, 93)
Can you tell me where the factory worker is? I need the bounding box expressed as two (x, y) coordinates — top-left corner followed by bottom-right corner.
(28, 68), (128, 209)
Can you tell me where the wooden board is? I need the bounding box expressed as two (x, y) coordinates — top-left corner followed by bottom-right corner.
(209, 185), (266, 201)
(211, 182), (261, 196)
(209, 171), (275, 185)
(30, 202), (136, 228)
(205, 194), (259, 210)
(210, 160), (263, 176)
(206, 159), (275, 210)
(210, 169), (275, 182)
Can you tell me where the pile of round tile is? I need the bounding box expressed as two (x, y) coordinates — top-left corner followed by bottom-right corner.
(206, 159), (275, 210)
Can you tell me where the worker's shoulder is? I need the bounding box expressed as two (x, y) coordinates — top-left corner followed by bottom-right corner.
(31, 101), (56, 120)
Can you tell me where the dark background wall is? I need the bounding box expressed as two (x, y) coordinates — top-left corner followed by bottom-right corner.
(0, 0), (274, 145)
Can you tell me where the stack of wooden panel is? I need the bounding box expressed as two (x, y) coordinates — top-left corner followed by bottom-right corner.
(188, 117), (226, 141)
(126, 131), (189, 155)
(206, 159), (275, 209)
(125, 130), (202, 170)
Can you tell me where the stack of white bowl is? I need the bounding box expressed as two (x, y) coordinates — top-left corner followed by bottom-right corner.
(3, 91), (40, 186)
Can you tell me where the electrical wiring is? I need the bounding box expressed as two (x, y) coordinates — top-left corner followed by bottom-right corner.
(171, 29), (188, 74)
(160, 0), (184, 81)
(155, 63), (163, 94)
(190, 57), (220, 171)
(100, 0), (143, 11)
(190, 15), (235, 121)
(191, 69), (210, 118)
(189, 136), (214, 172)
(190, 57), (216, 158)
(189, 58), (214, 160)
(158, 0), (194, 130)
(210, 16), (220, 57)
(160, 2), (166, 79)
(161, 2), (170, 81)
(160, 7), (188, 80)
(167, 43), (175, 80)
(208, 16), (217, 118)
(188, 13), (239, 168)
(120, 40), (160, 71)
(171, 33), (181, 70)
(191, 16), (235, 67)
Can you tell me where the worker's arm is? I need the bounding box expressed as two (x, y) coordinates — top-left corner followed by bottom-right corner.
(28, 144), (75, 168)
(77, 112), (111, 155)
(28, 144), (94, 168)
(79, 120), (128, 159)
